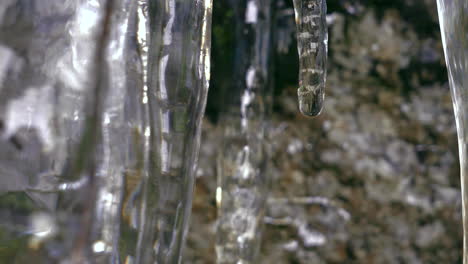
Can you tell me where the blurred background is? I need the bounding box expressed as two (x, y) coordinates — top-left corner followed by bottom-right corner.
(185, 0), (463, 263)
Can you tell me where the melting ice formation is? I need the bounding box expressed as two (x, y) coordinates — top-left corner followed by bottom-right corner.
(293, 0), (328, 117)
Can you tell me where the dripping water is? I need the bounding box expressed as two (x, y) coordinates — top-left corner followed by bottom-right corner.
(216, 0), (273, 263)
(292, 0), (328, 117)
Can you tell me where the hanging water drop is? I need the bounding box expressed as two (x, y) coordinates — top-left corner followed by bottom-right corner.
(292, 0), (328, 117)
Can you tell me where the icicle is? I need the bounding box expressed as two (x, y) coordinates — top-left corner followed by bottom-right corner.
(216, 0), (274, 263)
(437, 1), (468, 262)
(0, 0), (111, 262)
(292, 0), (328, 117)
(86, 0), (150, 262)
(138, 0), (213, 263)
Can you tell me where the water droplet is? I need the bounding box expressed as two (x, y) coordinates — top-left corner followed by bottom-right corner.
(298, 85), (324, 116)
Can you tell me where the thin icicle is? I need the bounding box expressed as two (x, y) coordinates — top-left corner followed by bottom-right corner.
(437, 1), (468, 262)
(216, 0), (274, 263)
(139, 0), (213, 263)
(292, 0), (328, 117)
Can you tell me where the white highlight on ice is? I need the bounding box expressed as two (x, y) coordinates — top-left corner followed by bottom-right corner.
(93, 240), (106, 253)
(4, 85), (55, 151)
(159, 55), (170, 100)
(164, 0), (176, 45)
(30, 213), (56, 239)
(0, 45), (19, 90)
(216, 187), (223, 206)
(246, 67), (256, 88)
(245, 0), (258, 24)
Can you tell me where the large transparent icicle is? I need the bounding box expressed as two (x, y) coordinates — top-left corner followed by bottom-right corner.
(138, 0), (213, 263)
(437, 1), (468, 263)
(0, 0), (212, 262)
(89, 0), (148, 262)
(216, 0), (274, 263)
(0, 0), (141, 262)
(292, 0), (328, 117)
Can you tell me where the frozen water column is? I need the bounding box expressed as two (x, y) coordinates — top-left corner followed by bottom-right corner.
(0, 0), (214, 262)
(292, 0), (328, 117)
(437, 0), (468, 263)
(142, 0), (213, 263)
(0, 0), (137, 262)
(216, 0), (274, 263)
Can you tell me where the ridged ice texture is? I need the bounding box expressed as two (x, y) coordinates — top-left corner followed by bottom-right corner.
(216, 0), (273, 263)
(0, 0), (213, 262)
(437, 1), (468, 263)
(89, 1), (149, 263)
(137, 0), (213, 263)
(292, 0), (328, 117)
(0, 0), (131, 262)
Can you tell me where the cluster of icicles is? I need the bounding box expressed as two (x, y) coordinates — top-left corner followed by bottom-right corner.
(0, 0), (327, 263)
(1, 0), (468, 263)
